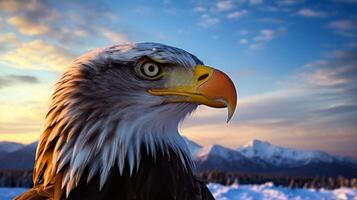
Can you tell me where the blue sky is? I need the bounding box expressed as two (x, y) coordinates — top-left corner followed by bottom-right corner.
(0, 0), (357, 158)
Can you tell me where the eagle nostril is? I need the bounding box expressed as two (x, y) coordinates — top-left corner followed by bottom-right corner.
(198, 73), (209, 82)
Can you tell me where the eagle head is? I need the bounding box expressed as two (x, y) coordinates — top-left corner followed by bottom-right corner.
(34, 42), (237, 194)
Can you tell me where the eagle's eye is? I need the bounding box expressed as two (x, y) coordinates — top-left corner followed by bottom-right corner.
(138, 61), (163, 80)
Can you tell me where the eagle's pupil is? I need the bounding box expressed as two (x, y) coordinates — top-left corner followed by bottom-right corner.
(148, 65), (155, 72)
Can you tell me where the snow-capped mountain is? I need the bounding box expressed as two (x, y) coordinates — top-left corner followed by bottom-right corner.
(198, 145), (244, 161)
(236, 139), (346, 167)
(183, 138), (357, 177)
(193, 144), (262, 173)
(0, 138), (356, 177)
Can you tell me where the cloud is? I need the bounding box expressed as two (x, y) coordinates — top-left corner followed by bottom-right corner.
(0, 0), (48, 14)
(0, 100), (46, 141)
(297, 8), (327, 18)
(276, 0), (305, 6)
(250, 27), (286, 49)
(7, 16), (50, 36)
(98, 28), (130, 44)
(0, 40), (76, 72)
(198, 48), (357, 127)
(250, 0), (263, 5)
(182, 48), (357, 157)
(0, 33), (22, 52)
(216, 1), (235, 11)
(0, 0), (81, 44)
(328, 19), (357, 37)
(227, 10), (248, 19)
(0, 74), (39, 89)
(332, 0), (357, 3)
(199, 14), (220, 28)
(240, 38), (248, 44)
(258, 18), (284, 24)
(193, 6), (206, 13)
(0, 0), (129, 47)
(304, 49), (357, 90)
(238, 29), (249, 35)
(254, 29), (274, 41)
(0, 0), (60, 31)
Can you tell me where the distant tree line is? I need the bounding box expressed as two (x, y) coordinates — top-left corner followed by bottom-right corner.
(197, 171), (357, 190)
(1, 170), (356, 189)
(0, 170), (33, 187)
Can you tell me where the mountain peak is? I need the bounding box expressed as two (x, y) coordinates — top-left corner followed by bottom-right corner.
(245, 139), (271, 148)
(0, 141), (24, 153)
(238, 138), (340, 166)
(198, 144), (247, 161)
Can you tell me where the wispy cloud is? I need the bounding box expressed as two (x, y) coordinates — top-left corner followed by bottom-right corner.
(7, 16), (50, 36)
(193, 6), (206, 13)
(250, 27), (286, 49)
(240, 38), (248, 44)
(276, 0), (305, 6)
(297, 8), (327, 18)
(254, 29), (275, 41)
(227, 10), (248, 19)
(0, 40), (76, 72)
(0, 0), (129, 46)
(199, 14), (220, 28)
(332, 0), (357, 3)
(0, 17), (3, 31)
(258, 18), (284, 24)
(0, 74), (39, 89)
(250, 0), (263, 5)
(0, 100), (46, 141)
(0, 33), (21, 52)
(183, 48), (357, 157)
(191, 48), (357, 128)
(238, 29), (249, 35)
(95, 27), (130, 44)
(1, 0), (60, 36)
(216, 0), (235, 12)
(328, 19), (357, 37)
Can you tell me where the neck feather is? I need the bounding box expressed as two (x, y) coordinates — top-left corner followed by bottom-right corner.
(35, 66), (196, 196)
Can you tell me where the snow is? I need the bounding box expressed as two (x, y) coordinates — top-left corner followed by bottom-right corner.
(208, 183), (357, 200)
(184, 138), (356, 168)
(0, 188), (27, 200)
(198, 145), (244, 160)
(2, 184), (356, 200)
(236, 139), (353, 166)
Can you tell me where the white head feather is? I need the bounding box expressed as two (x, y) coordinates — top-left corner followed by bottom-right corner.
(34, 43), (203, 196)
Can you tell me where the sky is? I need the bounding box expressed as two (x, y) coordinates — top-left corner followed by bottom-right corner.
(0, 0), (356, 159)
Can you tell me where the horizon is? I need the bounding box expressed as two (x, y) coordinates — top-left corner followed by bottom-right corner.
(1, 136), (356, 161)
(0, 0), (356, 159)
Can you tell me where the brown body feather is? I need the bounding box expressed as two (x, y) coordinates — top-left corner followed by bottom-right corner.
(16, 148), (214, 200)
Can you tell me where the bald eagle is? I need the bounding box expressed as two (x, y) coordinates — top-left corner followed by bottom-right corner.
(16, 43), (237, 200)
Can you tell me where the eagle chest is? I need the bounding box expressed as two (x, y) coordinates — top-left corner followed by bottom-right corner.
(64, 150), (211, 200)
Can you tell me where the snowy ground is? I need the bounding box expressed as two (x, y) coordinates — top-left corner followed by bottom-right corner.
(0, 188), (27, 200)
(1, 183), (356, 200)
(208, 183), (357, 200)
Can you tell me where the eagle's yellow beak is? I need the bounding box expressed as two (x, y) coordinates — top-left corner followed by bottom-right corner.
(148, 65), (237, 122)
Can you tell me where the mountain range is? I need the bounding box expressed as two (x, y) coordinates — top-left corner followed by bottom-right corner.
(0, 139), (356, 177)
(0, 142), (38, 170)
(189, 138), (357, 177)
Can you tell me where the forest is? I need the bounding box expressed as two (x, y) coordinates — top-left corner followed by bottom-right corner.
(1, 170), (356, 189)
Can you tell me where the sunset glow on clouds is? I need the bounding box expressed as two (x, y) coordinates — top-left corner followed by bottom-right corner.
(0, 0), (356, 158)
